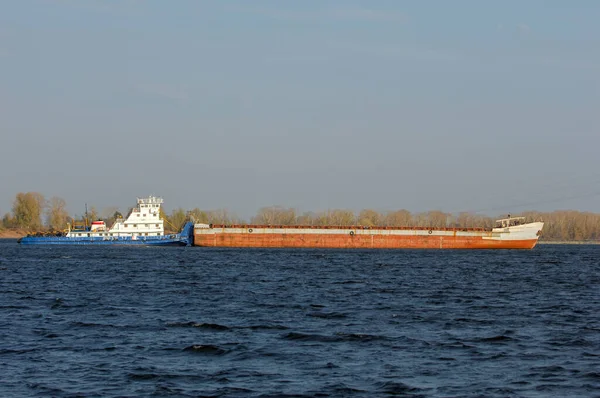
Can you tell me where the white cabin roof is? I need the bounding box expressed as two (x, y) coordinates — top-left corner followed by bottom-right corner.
(495, 216), (525, 223)
(137, 196), (163, 205)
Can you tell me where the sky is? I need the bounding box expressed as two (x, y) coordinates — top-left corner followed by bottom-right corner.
(1, 0), (599, 219)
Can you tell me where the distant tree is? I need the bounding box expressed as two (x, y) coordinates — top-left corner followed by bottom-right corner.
(159, 206), (167, 221)
(88, 205), (99, 222)
(473, 214), (494, 230)
(357, 209), (382, 227)
(427, 210), (450, 228)
(2, 213), (16, 229)
(188, 208), (209, 223)
(12, 192), (45, 230)
(383, 209), (412, 226)
(252, 206), (296, 225)
(455, 212), (475, 228)
(100, 206), (121, 227)
(412, 212), (429, 227)
(168, 208), (188, 231)
(313, 209), (355, 226)
(46, 197), (69, 230)
(205, 209), (244, 225)
(296, 211), (317, 226)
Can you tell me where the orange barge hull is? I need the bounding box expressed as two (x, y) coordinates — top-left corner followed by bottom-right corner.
(193, 223), (543, 250)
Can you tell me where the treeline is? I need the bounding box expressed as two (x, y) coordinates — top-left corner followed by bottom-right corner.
(2, 192), (600, 241)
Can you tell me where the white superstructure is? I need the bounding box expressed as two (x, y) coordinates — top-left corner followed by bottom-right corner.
(487, 216), (544, 241)
(66, 196), (167, 239)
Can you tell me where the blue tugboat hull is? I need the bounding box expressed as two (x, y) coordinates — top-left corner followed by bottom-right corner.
(18, 236), (188, 246)
(18, 222), (194, 246)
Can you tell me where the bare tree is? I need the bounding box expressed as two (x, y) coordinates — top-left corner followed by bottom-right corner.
(205, 209), (245, 225)
(412, 212), (429, 227)
(296, 211), (317, 226)
(167, 208), (187, 231)
(252, 206), (297, 225)
(188, 208), (209, 223)
(88, 206), (99, 222)
(383, 209), (412, 227)
(427, 210), (450, 228)
(101, 206), (121, 227)
(358, 209), (382, 227)
(455, 212), (475, 228)
(46, 197), (70, 231)
(317, 209), (356, 226)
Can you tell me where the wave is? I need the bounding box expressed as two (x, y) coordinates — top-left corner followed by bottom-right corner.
(0, 348), (38, 355)
(282, 331), (388, 343)
(306, 311), (348, 319)
(475, 335), (518, 343)
(183, 344), (228, 355)
(374, 381), (428, 396)
(166, 321), (230, 331)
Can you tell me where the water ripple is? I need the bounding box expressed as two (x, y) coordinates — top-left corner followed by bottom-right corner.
(0, 241), (599, 397)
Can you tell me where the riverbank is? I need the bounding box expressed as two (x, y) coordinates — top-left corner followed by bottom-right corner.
(0, 229), (25, 239)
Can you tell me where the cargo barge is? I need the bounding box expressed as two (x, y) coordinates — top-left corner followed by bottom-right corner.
(193, 216), (543, 249)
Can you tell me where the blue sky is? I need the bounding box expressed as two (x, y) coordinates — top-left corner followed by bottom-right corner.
(1, 0), (599, 219)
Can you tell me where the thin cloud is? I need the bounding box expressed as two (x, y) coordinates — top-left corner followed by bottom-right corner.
(517, 23), (531, 34)
(327, 40), (463, 62)
(328, 39), (598, 70)
(41, 0), (145, 15)
(329, 6), (405, 22)
(263, 54), (331, 65)
(226, 5), (405, 23)
(225, 5), (316, 21)
(137, 84), (188, 100)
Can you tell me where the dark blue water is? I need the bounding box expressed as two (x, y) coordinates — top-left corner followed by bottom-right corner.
(1, 240), (599, 397)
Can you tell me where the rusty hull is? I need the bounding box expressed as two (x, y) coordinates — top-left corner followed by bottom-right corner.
(193, 225), (539, 249)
